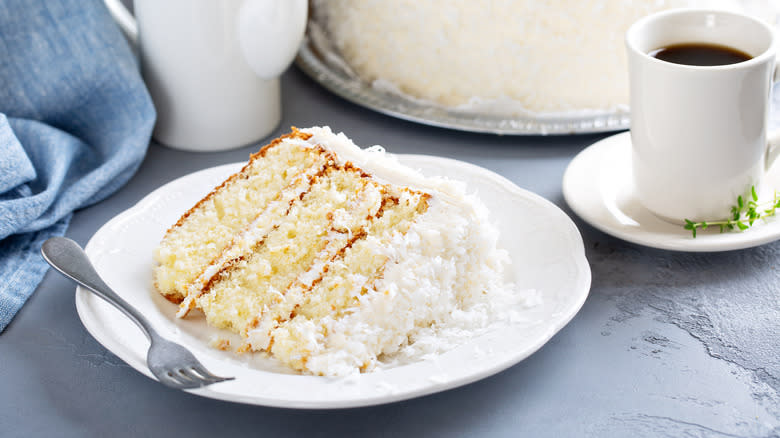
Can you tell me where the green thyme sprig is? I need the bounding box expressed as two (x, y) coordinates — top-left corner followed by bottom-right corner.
(684, 186), (780, 238)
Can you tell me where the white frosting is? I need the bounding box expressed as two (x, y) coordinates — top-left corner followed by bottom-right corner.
(250, 127), (539, 376)
(294, 127), (478, 205)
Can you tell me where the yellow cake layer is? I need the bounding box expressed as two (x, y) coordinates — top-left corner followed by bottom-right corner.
(195, 166), (392, 336)
(153, 134), (325, 302)
(265, 190), (429, 373)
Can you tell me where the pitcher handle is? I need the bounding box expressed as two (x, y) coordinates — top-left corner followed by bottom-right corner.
(238, 0), (308, 79)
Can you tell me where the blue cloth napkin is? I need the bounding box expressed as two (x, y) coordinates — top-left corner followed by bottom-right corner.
(0, 0), (155, 332)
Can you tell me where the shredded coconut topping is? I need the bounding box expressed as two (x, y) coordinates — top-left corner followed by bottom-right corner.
(247, 126), (541, 376)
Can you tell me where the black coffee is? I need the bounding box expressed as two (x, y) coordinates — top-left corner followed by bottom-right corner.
(648, 43), (752, 66)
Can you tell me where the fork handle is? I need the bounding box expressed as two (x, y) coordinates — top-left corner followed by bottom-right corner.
(41, 237), (157, 342)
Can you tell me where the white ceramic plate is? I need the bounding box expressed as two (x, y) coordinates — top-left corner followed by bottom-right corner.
(76, 155), (591, 408)
(563, 132), (780, 251)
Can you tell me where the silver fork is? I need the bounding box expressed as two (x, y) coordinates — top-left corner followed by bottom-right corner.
(41, 237), (234, 390)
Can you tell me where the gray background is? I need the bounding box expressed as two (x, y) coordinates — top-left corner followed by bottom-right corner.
(2, 62), (780, 436)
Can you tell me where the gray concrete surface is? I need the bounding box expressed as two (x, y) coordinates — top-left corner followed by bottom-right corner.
(1, 66), (778, 438)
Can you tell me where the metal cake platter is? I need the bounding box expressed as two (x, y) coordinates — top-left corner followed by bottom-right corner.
(295, 22), (631, 136)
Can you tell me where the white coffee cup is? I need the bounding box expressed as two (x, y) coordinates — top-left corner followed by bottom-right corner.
(626, 8), (780, 222)
(104, 0), (307, 152)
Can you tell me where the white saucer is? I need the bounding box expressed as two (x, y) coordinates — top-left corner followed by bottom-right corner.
(562, 132), (780, 252)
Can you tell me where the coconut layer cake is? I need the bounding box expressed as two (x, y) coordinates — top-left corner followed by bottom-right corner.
(153, 127), (519, 376)
(314, 0), (776, 113)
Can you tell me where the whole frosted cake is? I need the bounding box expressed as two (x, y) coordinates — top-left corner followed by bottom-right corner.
(153, 127), (526, 376)
(314, 0), (773, 114)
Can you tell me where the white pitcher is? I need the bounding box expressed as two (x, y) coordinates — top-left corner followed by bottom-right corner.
(105, 0), (307, 152)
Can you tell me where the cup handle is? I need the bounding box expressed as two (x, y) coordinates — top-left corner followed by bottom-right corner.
(103, 0), (138, 46)
(768, 131), (780, 173)
(768, 61), (780, 172)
